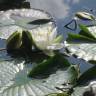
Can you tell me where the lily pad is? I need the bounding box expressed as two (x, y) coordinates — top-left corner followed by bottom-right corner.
(0, 9), (64, 56)
(71, 64), (96, 96)
(77, 66), (96, 85)
(0, 9), (64, 55)
(71, 80), (96, 96)
(64, 25), (96, 61)
(0, 54), (79, 96)
(28, 54), (71, 78)
(0, 9), (54, 39)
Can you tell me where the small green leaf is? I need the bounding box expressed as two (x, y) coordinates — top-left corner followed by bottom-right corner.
(65, 25), (96, 61)
(22, 30), (40, 52)
(79, 24), (96, 39)
(46, 93), (70, 96)
(6, 31), (22, 51)
(66, 33), (96, 43)
(28, 54), (70, 78)
(53, 35), (63, 43)
(77, 66), (96, 85)
(22, 30), (33, 49)
(28, 19), (51, 25)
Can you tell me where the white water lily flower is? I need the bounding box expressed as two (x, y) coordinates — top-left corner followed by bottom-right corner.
(30, 25), (64, 51)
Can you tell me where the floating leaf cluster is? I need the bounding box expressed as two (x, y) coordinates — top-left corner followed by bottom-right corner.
(0, 5), (96, 96)
(64, 11), (96, 96)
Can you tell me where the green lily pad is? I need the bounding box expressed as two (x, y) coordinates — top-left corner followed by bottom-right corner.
(0, 9), (54, 39)
(28, 54), (71, 78)
(71, 66), (96, 96)
(66, 33), (96, 43)
(77, 66), (96, 85)
(79, 24), (96, 39)
(66, 24), (96, 43)
(0, 9), (64, 56)
(64, 25), (96, 61)
(71, 80), (96, 96)
(0, 54), (79, 96)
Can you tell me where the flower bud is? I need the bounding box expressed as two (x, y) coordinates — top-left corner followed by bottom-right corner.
(6, 31), (22, 51)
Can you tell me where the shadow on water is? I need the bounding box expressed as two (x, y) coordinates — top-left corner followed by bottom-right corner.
(0, 0), (30, 10)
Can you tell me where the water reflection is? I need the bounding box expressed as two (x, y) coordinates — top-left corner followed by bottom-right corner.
(0, 39), (6, 48)
(27, 0), (96, 36)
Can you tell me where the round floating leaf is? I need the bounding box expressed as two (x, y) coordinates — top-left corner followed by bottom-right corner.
(65, 43), (96, 61)
(64, 25), (96, 61)
(0, 9), (54, 39)
(0, 55), (79, 96)
(0, 9), (63, 56)
(71, 86), (89, 96)
(71, 81), (96, 96)
(71, 66), (96, 96)
(0, 59), (25, 91)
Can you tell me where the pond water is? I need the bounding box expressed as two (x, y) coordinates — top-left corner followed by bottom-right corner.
(0, 0), (96, 95)
(26, 0), (96, 73)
